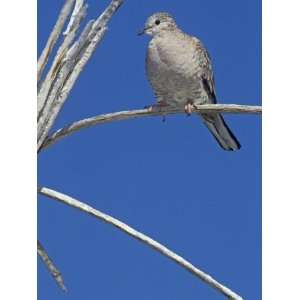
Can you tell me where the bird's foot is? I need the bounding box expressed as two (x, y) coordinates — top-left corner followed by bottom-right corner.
(184, 102), (194, 116)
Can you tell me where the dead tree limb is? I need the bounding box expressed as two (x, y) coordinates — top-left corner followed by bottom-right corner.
(39, 187), (243, 300)
(37, 240), (67, 292)
(41, 104), (262, 150)
(37, 0), (124, 151)
(37, 0), (124, 290)
(37, 0), (76, 82)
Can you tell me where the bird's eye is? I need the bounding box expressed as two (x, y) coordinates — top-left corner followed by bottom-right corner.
(155, 19), (160, 25)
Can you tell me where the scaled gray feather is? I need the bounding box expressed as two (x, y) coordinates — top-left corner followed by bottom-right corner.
(143, 12), (241, 151)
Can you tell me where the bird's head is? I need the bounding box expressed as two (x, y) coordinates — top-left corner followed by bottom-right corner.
(138, 12), (177, 37)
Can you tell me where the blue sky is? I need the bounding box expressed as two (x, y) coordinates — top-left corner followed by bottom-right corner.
(38, 1), (261, 299)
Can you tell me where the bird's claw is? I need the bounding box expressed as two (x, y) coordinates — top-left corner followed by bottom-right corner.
(184, 103), (194, 116)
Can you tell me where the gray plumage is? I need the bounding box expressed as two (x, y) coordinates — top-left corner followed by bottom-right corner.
(141, 12), (241, 151)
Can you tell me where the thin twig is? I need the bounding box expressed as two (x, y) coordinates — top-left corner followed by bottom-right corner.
(38, 186), (243, 300)
(37, 0), (76, 82)
(41, 104), (261, 150)
(37, 240), (67, 292)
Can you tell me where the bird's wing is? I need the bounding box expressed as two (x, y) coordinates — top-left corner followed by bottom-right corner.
(192, 37), (217, 103)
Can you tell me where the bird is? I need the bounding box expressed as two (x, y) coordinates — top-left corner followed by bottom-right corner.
(139, 12), (241, 151)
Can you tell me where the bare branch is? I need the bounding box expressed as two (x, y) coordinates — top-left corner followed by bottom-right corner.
(37, 27), (106, 150)
(37, 0), (124, 151)
(37, 3), (87, 132)
(38, 187), (243, 300)
(93, 0), (124, 29)
(63, 0), (85, 36)
(37, 0), (125, 290)
(41, 104), (261, 150)
(37, 240), (67, 292)
(37, 0), (76, 82)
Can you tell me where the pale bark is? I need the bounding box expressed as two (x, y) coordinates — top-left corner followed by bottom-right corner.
(63, 0), (85, 36)
(37, 3), (87, 118)
(39, 187), (243, 300)
(37, 0), (125, 290)
(41, 104), (262, 150)
(37, 0), (76, 82)
(37, 26), (106, 150)
(37, 0), (124, 151)
(37, 240), (67, 292)
(37, 3), (87, 144)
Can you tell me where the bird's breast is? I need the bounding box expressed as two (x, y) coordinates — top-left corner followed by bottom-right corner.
(146, 35), (202, 105)
(149, 36), (198, 73)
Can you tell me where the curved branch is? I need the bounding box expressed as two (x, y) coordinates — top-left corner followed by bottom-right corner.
(39, 186), (243, 300)
(37, 240), (67, 292)
(41, 104), (261, 150)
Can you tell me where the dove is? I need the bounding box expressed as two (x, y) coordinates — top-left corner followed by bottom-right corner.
(139, 12), (241, 151)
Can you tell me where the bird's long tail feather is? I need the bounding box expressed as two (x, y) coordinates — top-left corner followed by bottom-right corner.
(200, 113), (241, 151)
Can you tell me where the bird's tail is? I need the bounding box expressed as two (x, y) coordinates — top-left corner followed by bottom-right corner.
(200, 113), (241, 151)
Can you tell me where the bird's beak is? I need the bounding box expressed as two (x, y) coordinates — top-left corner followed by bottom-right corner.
(137, 26), (151, 36)
(137, 28), (145, 36)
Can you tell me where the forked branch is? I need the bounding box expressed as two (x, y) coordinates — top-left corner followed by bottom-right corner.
(37, 0), (124, 151)
(39, 187), (243, 300)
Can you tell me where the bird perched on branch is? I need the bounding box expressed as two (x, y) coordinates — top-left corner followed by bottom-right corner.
(139, 12), (241, 151)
